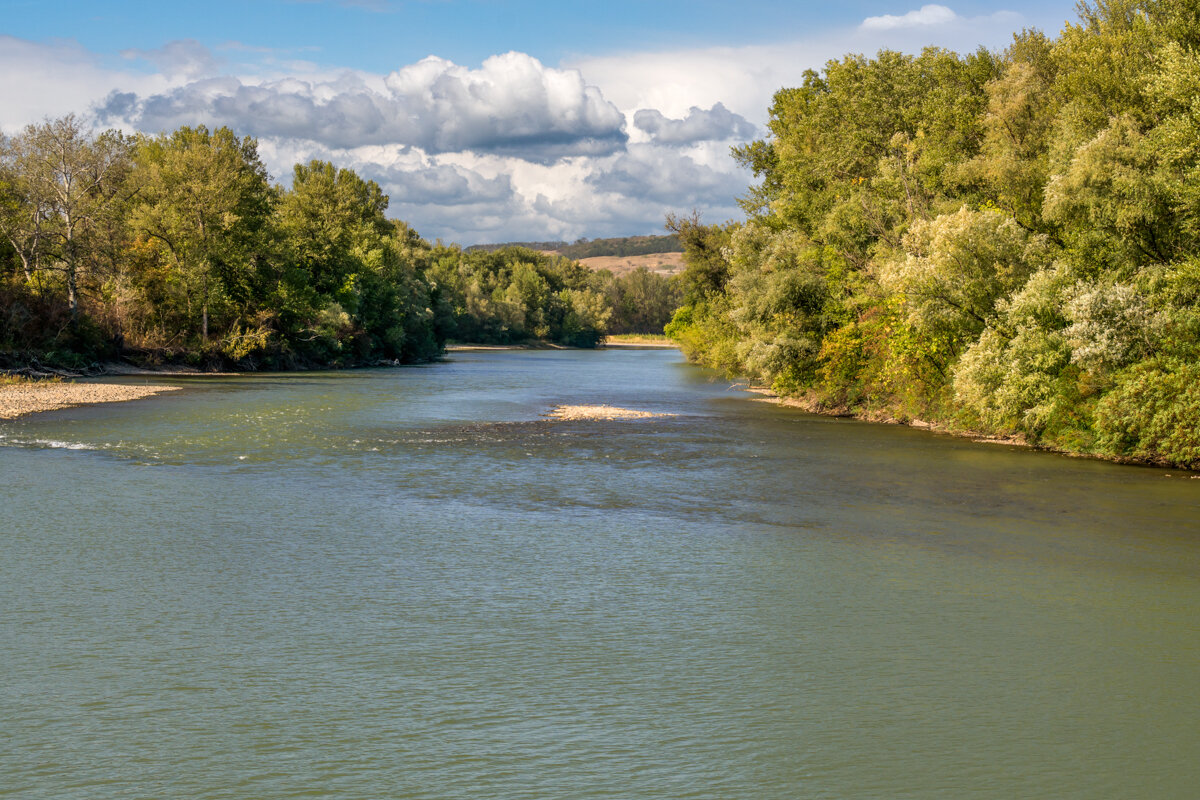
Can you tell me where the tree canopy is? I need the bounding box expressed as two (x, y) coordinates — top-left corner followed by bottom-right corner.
(2, 127), (677, 369)
(667, 0), (1200, 468)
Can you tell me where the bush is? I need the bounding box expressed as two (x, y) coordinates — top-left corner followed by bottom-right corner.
(1093, 356), (1200, 467)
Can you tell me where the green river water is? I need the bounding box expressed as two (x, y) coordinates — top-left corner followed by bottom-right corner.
(1, 348), (1198, 799)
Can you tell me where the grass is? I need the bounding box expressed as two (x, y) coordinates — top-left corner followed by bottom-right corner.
(0, 373), (62, 386)
(606, 333), (674, 344)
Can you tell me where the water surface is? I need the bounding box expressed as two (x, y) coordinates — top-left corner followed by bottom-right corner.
(2, 349), (1198, 799)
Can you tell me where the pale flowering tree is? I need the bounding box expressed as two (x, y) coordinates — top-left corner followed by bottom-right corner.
(1063, 281), (1161, 371)
(880, 206), (1054, 347)
(952, 265), (1073, 434)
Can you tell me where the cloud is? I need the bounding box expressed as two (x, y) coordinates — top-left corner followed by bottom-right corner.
(567, 8), (1028, 126)
(633, 103), (757, 146)
(254, 138), (748, 245)
(0, 29), (746, 243)
(97, 52), (628, 160)
(860, 4), (959, 31)
(587, 145), (749, 206)
(121, 39), (220, 79)
(370, 162), (516, 206)
(0, 5), (1038, 245)
(0, 35), (161, 132)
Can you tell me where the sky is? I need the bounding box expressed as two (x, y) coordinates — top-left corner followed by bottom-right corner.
(0, 0), (1080, 245)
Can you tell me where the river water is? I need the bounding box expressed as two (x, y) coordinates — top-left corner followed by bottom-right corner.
(1, 348), (1197, 799)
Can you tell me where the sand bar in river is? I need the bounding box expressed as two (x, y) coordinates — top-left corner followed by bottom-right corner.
(0, 381), (180, 420)
(547, 404), (674, 421)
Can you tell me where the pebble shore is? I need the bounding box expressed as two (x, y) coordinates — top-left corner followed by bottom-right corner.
(547, 404), (673, 421)
(0, 381), (180, 420)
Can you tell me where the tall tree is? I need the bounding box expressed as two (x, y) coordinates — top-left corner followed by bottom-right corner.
(276, 160), (392, 319)
(0, 116), (129, 313)
(130, 126), (273, 342)
(0, 139), (52, 284)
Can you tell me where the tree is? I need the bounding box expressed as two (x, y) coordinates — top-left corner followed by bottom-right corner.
(605, 267), (682, 334)
(278, 160), (391, 300)
(881, 207), (1054, 344)
(0, 143), (52, 285)
(0, 116), (130, 314)
(130, 126), (273, 343)
(667, 211), (732, 303)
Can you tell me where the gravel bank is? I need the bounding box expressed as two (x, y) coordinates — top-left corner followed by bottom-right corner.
(0, 381), (181, 420)
(547, 404), (674, 421)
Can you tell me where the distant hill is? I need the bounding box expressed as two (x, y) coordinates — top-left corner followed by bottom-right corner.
(557, 235), (682, 259)
(467, 234), (681, 259)
(578, 252), (685, 276)
(464, 240), (567, 254)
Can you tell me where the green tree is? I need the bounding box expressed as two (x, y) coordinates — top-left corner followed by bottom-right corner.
(0, 116), (130, 315)
(604, 267), (682, 334)
(130, 126), (274, 343)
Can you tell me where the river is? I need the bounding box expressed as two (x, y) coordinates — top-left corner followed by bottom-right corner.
(1, 348), (1197, 799)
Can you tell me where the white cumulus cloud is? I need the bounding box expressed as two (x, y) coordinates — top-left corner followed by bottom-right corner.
(0, 6), (1039, 245)
(98, 51), (629, 161)
(860, 4), (959, 31)
(633, 103), (758, 146)
(568, 7), (1027, 127)
(588, 144), (749, 206)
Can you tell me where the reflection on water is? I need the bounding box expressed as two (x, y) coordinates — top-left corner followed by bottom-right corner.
(2, 349), (1198, 799)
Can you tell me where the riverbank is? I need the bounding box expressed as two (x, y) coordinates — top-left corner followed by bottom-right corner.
(445, 336), (678, 352)
(444, 343), (569, 352)
(0, 377), (180, 420)
(741, 386), (1026, 443)
(743, 384), (1198, 472)
(604, 334), (678, 348)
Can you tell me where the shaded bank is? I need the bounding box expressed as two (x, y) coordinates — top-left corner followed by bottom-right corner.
(743, 383), (1199, 471)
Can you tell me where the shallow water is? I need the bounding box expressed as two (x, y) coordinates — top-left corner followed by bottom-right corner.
(2, 349), (1198, 799)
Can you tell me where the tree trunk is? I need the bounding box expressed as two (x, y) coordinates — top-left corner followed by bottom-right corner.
(64, 212), (78, 319)
(201, 270), (209, 343)
(67, 270), (78, 319)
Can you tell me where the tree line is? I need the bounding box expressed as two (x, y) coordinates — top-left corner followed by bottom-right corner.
(0, 118), (678, 369)
(466, 234), (682, 259)
(555, 235), (682, 260)
(666, 0), (1200, 468)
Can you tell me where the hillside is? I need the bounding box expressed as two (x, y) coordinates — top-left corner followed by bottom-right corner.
(578, 252), (684, 276)
(467, 234), (681, 259)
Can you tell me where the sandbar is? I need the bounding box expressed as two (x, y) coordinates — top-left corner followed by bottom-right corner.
(0, 381), (180, 420)
(548, 404), (674, 421)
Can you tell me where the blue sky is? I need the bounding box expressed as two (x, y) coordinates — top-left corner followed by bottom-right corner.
(1, 1), (1081, 244)
(5, 1), (1078, 70)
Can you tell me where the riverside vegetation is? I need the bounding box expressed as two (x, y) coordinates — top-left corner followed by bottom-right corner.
(0, 123), (680, 371)
(666, 0), (1200, 469)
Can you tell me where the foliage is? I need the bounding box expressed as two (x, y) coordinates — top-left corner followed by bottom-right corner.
(129, 126), (274, 345)
(467, 234), (682, 259)
(556, 234), (681, 260)
(1093, 356), (1200, 467)
(428, 246), (610, 346)
(0, 115), (131, 316)
(1, 125), (679, 367)
(603, 267), (682, 334)
(667, 0), (1200, 467)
